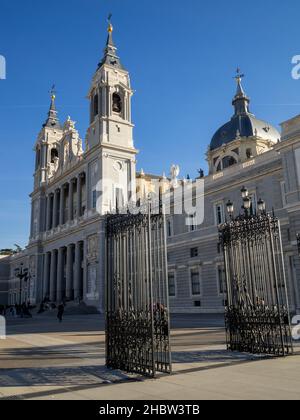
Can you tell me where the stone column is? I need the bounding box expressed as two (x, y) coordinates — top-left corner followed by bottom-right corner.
(66, 244), (74, 300)
(46, 195), (51, 231)
(57, 247), (64, 302)
(49, 250), (57, 302)
(68, 180), (74, 222)
(124, 92), (128, 121)
(53, 190), (58, 228)
(59, 186), (65, 226)
(74, 242), (82, 301)
(48, 194), (53, 229)
(82, 241), (87, 299)
(43, 252), (51, 299)
(77, 175), (82, 218)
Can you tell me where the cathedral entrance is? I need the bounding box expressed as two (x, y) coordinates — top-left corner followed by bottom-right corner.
(105, 199), (172, 378)
(219, 199), (294, 357)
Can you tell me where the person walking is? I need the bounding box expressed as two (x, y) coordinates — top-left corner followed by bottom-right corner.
(57, 303), (65, 323)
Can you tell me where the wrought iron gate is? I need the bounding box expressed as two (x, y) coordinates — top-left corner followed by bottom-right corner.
(105, 200), (172, 377)
(219, 213), (294, 356)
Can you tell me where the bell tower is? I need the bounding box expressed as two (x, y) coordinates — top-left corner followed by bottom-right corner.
(86, 18), (137, 214)
(34, 88), (62, 189)
(30, 88), (63, 241)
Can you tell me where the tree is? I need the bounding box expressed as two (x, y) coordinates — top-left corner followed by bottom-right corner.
(0, 245), (24, 256)
(0, 249), (14, 256)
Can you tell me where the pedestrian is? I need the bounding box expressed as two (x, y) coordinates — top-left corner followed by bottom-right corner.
(10, 306), (15, 318)
(57, 303), (65, 323)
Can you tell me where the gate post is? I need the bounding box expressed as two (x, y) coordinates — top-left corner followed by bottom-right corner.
(147, 199), (156, 377)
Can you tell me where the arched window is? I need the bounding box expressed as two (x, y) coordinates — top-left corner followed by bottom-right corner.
(222, 156), (237, 169)
(36, 148), (41, 169)
(112, 93), (122, 113)
(93, 94), (99, 117)
(51, 148), (59, 164)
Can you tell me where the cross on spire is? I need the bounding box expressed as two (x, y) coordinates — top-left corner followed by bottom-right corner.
(49, 84), (56, 100)
(107, 13), (113, 33)
(97, 15), (124, 70)
(235, 68), (245, 84)
(232, 67), (250, 115)
(43, 84), (61, 129)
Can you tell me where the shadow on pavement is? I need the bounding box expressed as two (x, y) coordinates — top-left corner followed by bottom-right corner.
(172, 349), (260, 364)
(0, 365), (136, 388)
(5, 313), (225, 335)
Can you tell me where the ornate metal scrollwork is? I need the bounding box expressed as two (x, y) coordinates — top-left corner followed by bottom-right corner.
(106, 199), (172, 377)
(219, 213), (293, 357)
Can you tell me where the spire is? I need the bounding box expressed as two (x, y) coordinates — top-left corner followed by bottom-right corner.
(232, 68), (251, 116)
(97, 15), (124, 70)
(43, 85), (61, 129)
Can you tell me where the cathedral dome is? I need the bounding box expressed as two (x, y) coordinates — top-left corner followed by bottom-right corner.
(210, 73), (280, 151)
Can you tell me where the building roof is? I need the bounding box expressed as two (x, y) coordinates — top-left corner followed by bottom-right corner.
(210, 72), (280, 151)
(97, 22), (125, 71)
(43, 88), (62, 129)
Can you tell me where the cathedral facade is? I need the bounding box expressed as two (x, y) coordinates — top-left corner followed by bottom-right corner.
(1, 23), (300, 314)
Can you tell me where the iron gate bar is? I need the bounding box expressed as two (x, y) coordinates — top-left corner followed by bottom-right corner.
(105, 199), (172, 378)
(219, 212), (294, 357)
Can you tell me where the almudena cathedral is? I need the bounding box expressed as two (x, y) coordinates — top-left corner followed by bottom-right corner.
(0, 23), (300, 314)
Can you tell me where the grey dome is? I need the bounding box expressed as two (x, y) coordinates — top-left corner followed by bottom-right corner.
(210, 75), (280, 151)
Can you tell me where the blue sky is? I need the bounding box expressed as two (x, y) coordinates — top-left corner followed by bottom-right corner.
(0, 0), (300, 249)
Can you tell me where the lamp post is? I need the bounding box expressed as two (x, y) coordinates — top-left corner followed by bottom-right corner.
(297, 233), (300, 257)
(14, 264), (29, 306)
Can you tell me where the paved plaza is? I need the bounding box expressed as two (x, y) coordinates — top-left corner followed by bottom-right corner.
(0, 313), (299, 400)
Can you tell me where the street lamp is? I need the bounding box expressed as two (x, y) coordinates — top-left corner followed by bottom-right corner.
(241, 186), (249, 199)
(227, 188), (267, 220)
(297, 233), (300, 257)
(243, 196), (252, 211)
(226, 200), (234, 218)
(258, 198), (266, 214)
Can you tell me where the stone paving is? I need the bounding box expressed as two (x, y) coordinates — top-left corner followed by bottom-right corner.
(0, 314), (299, 400)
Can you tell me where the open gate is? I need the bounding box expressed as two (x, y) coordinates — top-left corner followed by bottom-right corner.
(105, 200), (172, 377)
(219, 213), (294, 356)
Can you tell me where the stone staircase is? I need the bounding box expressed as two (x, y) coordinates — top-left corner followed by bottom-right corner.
(33, 301), (100, 317)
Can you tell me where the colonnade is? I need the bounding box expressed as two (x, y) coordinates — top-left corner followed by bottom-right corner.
(42, 241), (84, 302)
(45, 173), (86, 231)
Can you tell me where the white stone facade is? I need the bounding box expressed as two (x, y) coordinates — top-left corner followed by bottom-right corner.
(0, 25), (299, 315)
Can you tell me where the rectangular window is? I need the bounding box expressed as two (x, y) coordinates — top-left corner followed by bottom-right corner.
(218, 267), (227, 295)
(115, 187), (124, 209)
(190, 247), (198, 258)
(167, 219), (173, 237)
(92, 190), (97, 209)
(280, 181), (287, 207)
(214, 203), (225, 225)
(249, 192), (257, 215)
(168, 273), (176, 297)
(191, 268), (201, 296)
